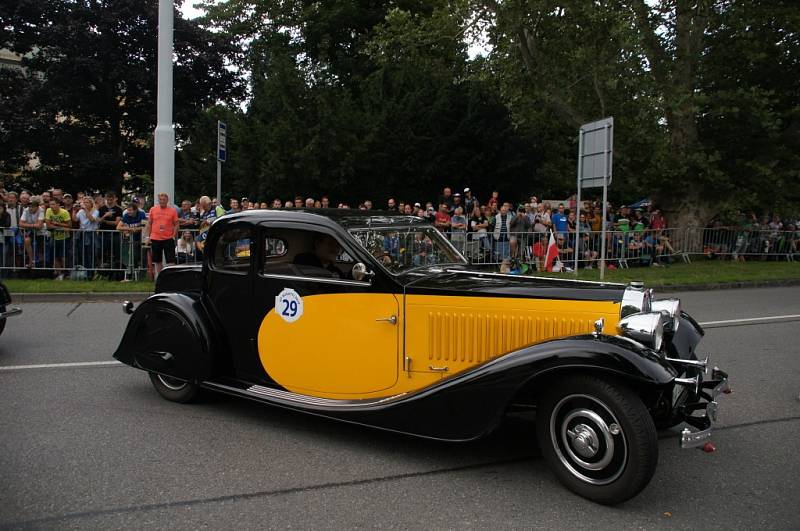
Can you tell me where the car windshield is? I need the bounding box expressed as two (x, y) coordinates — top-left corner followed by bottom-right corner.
(348, 226), (467, 274)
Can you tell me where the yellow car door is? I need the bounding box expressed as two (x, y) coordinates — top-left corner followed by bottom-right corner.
(254, 225), (401, 398)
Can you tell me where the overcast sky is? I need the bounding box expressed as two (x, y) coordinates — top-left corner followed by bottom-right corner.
(181, 1), (208, 19)
(180, 1), (489, 57)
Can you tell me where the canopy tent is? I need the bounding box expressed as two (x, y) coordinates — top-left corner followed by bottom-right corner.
(626, 198), (652, 210)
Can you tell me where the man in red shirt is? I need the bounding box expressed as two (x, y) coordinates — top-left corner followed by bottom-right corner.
(145, 192), (179, 275)
(434, 203), (452, 234)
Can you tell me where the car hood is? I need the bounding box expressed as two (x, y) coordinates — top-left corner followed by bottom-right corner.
(402, 269), (626, 302)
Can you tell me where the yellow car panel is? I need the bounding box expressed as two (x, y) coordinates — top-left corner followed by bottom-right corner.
(258, 292), (400, 395)
(404, 295), (621, 377)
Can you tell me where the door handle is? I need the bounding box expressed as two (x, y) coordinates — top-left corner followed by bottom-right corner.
(376, 315), (397, 325)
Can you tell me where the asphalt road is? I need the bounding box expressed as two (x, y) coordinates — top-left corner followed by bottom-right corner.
(1, 287), (798, 530)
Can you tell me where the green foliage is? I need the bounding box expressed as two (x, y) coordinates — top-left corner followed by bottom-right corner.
(1, 0), (796, 221)
(191, 0), (536, 205)
(0, 0), (241, 193)
(482, 0), (799, 222)
(698, 0), (800, 217)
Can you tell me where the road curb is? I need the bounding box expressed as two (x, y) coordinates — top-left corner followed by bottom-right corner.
(9, 292), (152, 303)
(657, 279), (800, 293)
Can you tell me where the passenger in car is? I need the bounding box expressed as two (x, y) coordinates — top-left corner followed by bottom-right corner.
(293, 233), (349, 278)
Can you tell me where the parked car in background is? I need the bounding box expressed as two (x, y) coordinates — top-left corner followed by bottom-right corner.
(114, 209), (730, 505)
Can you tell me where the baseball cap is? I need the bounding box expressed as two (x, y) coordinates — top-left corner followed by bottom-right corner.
(463, 187), (470, 193)
(414, 202), (421, 208)
(454, 192), (461, 197)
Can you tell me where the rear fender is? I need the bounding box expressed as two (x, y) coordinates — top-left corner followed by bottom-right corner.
(113, 292), (217, 381)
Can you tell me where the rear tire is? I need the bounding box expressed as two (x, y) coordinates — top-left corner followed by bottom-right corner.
(148, 372), (201, 403)
(536, 374), (658, 505)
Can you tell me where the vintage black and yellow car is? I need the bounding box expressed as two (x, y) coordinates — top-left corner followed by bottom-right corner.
(114, 209), (729, 504)
(0, 280), (22, 336)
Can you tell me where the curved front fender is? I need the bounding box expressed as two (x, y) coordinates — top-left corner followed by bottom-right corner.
(319, 335), (678, 442)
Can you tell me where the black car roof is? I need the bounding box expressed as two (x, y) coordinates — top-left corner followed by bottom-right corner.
(215, 208), (428, 230)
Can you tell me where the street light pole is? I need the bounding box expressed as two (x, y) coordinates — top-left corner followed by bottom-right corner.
(154, 0), (175, 203)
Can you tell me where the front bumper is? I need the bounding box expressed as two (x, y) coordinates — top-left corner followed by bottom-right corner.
(0, 307), (22, 319)
(674, 366), (730, 449)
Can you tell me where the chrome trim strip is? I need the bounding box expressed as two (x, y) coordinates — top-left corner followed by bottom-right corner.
(203, 381), (407, 409)
(258, 273), (372, 287)
(445, 269), (626, 287)
(0, 307), (22, 319)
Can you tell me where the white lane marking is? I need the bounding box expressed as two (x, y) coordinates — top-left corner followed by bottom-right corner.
(699, 314), (800, 327)
(0, 360), (123, 372)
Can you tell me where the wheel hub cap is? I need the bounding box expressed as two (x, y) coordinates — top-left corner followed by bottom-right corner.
(568, 424), (599, 458)
(550, 395), (629, 486)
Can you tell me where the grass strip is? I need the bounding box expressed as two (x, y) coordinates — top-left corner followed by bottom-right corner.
(4, 278), (154, 293)
(533, 260), (800, 287)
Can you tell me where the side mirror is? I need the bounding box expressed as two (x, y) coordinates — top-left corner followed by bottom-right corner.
(352, 262), (374, 282)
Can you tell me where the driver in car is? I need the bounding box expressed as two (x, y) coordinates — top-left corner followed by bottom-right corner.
(294, 233), (351, 279)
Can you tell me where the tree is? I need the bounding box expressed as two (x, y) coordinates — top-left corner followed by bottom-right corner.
(481, 0), (800, 224)
(696, 0), (800, 218)
(480, 0), (667, 204)
(0, 0), (241, 193)
(197, 0), (538, 205)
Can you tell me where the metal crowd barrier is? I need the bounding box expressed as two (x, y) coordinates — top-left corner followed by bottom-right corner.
(684, 227), (798, 261)
(443, 227), (797, 270)
(0, 228), (204, 280)
(441, 228), (687, 270)
(0, 226), (796, 279)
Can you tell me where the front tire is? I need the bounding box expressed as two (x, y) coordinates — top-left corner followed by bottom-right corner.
(148, 372), (201, 403)
(536, 375), (658, 505)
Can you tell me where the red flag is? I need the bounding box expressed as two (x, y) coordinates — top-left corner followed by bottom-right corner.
(544, 231), (559, 272)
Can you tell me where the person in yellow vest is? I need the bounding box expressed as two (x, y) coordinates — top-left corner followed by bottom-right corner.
(45, 198), (72, 280)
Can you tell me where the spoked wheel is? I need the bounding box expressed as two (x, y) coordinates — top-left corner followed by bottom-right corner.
(536, 375), (658, 505)
(148, 372), (201, 403)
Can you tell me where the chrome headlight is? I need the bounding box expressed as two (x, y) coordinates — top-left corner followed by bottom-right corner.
(621, 282), (652, 317)
(651, 298), (681, 332)
(617, 311), (665, 351)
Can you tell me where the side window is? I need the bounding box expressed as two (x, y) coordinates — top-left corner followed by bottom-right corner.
(211, 226), (252, 273)
(260, 228), (355, 280)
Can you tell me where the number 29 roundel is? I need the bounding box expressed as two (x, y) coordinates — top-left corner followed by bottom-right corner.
(275, 288), (304, 323)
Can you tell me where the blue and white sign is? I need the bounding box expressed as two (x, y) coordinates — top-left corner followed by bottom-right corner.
(276, 288), (303, 323)
(217, 120), (227, 162)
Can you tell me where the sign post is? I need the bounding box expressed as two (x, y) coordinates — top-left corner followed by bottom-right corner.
(574, 117), (613, 280)
(217, 120), (227, 203)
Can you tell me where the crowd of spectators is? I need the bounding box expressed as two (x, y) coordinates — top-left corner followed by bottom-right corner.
(0, 183), (797, 280)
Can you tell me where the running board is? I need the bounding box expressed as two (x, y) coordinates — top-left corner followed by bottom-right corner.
(202, 381), (407, 410)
